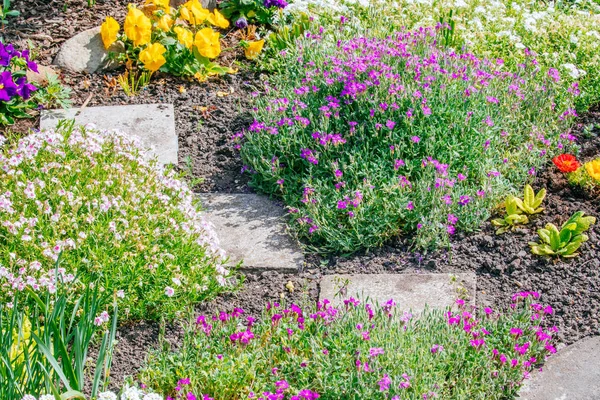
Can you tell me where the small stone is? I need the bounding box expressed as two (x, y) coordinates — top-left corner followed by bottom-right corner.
(509, 258), (521, 269)
(53, 27), (123, 74)
(517, 250), (527, 258)
(198, 193), (304, 272)
(519, 336), (600, 399)
(319, 273), (476, 312)
(482, 235), (494, 247)
(26, 65), (59, 87)
(40, 104), (177, 165)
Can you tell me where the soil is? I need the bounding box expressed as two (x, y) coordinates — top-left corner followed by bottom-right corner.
(3, 0), (600, 392)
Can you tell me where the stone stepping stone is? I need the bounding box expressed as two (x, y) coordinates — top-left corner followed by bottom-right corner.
(53, 27), (122, 74)
(198, 193), (304, 272)
(40, 104), (177, 166)
(319, 273), (476, 312)
(519, 335), (600, 399)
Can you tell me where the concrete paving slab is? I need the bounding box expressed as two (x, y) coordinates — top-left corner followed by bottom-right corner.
(519, 335), (600, 400)
(319, 273), (476, 312)
(40, 104), (177, 165)
(198, 193), (304, 272)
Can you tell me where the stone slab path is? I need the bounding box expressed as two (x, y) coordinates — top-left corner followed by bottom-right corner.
(319, 273), (476, 312)
(198, 193), (304, 272)
(40, 104), (177, 165)
(519, 335), (600, 400)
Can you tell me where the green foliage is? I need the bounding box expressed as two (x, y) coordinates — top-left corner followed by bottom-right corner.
(0, 123), (235, 321)
(516, 185), (546, 215)
(220, 0), (282, 26)
(529, 211), (596, 257)
(140, 295), (557, 399)
(491, 196), (529, 235)
(0, 274), (116, 399)
(0, 0), (19, 27)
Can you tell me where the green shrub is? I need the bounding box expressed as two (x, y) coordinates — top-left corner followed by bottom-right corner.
(140, 292), (557, 399)
(0, 123), (234, 321)
(238, 26), (577, 252)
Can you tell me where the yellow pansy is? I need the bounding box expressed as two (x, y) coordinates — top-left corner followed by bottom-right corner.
(194, 27), (221, 58)
(100, 16), (120, 49)
(156, 14), (174, 31)
(584, 159), (600, 181)
(181, 0), (210, 25)
(124, 6), (152, 47)
(174, 26), (194, 48)
(245, 39), (265, 60)
(139, 42), (167, 72)
(207, 9), (230, 29)
(145, 0), (170, 9)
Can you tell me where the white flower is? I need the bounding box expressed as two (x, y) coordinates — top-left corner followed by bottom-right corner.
(21, 396), (36, 400)
(121, 386), (143, 400)
(561, 63), (586, 79)
(164, 286), (175, 297)
(117, 289), (125, 298)
(143, 394), (163, 400)
(40, 395), (55, 400)
(98, 392), (118, 400)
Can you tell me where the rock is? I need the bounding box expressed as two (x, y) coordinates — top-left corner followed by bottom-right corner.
(198, 193), (304, 272)
(172, 0), (216, 9)
(40, 104), (177, 166)
(517, 250), (528, 258)
(53, 27), (122, 74)
(519, 336), (600, 400)
(26, 65), (59, 87)
(319, 273), (476, 312)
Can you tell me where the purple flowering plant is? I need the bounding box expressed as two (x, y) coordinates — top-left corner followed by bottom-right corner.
(219, 0), (288, 28)
(237, 24), (578, 251)
(140, 292), (557, 399)
(0, 40), (41, 125)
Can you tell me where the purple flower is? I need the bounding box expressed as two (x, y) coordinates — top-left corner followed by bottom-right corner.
(377, 374), (391, 392)
(264, 0), (288, 8)
(235, 17), (248, 29)
(411, 135), (420, 143)
(0, 71), (18, 101)
(369, 347), (384, 357)
(16, 77), (37, 100)
(406, 201), (414, 210)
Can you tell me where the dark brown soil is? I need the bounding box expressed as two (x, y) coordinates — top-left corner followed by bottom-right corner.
(3, 0), (600, 391)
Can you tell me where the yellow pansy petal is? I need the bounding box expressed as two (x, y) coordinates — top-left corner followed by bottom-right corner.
(245, 39), (265, 60)
(100, 17), (120, 49)
(139, 42), (167, 72)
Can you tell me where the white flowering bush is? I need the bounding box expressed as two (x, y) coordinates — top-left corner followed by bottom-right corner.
(285, 0), (600, 110)
(24, 384), (164, 400)
(0, 123), (234, 321)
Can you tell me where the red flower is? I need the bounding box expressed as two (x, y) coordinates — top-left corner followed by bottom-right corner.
(552, 154), (580, 173)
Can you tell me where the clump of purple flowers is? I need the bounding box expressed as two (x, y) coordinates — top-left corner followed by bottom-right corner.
(264, 0), (288, 8)
(239, 25), (578, 251)
(0, 41), (40, 125)
(140, 293), (558, 399)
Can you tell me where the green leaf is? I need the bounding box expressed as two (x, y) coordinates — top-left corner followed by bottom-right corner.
(524, 184), (534, 208)
(533, 188), (546, 208)
(60, 390), (86, 400)
(31, 332), (73, 391)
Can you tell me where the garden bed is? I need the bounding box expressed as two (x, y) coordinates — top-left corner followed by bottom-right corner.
(3, 0), (600, 396)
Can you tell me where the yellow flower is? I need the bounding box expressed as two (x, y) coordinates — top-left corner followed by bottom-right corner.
(124, 6), (152, 47)
(139, 42), (167, 72)
(584, 159), (600, 181)
(100, 17), (120, 49)
(194, 27), (221, 59)
(207, 9), (230, 29)
(174, 26), (194, 48)
(181, 0), (210, 25)
(145, 0), (169, 9)
(245, 39), (265, 60)
(156, 14), (174, 31)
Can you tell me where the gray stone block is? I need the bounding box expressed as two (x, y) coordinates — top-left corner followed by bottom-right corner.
(319, 273), (476, 312)
(53, 27), (122, 74)
(519, 336), (600, 400)
(198, 193), (304, 272)
(40, 104), (177, 166)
